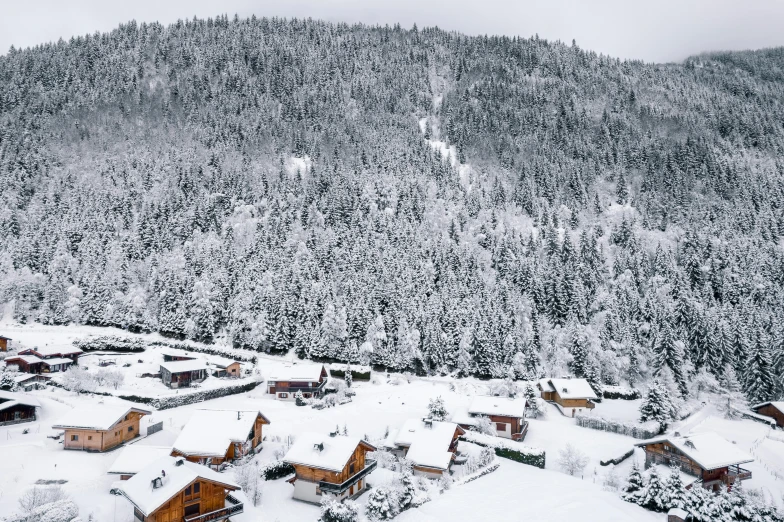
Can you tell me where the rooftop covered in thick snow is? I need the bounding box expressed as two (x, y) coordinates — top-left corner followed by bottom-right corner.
(268, 363), (326, 382)
(118, 456), (239, 516)
(52, 404), (151, 431)
(283, 432), (375, 472)
(385, 418), (464, 471)
(541, 378), (598, 400)
(172, 410), (270, 457)
(636, 432), (753, 470)
(0, 390), (41, 411)
(159, 359), (209, 373)
(468, 395), (526, 418)
(108, 445), (173, 475)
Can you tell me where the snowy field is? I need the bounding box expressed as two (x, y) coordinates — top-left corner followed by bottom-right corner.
(2, 323), (783, 521)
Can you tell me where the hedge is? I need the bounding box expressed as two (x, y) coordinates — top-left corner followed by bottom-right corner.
(262, 460), (295, 480)
(149, 340), (256, 363)
(575, 414), (660, 439)
(118, 380), (259, 410)
(73, 336), (146, 353)
(459, 431), (546, 469)
(600, 448), (635, 466)
(328, 364), (372, 381)
(601, 386), (641, 400)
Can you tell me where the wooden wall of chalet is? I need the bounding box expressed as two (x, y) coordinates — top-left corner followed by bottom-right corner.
(642, 442), (703, 477)
(292, 444), (369, 485)
(147, 479), (229, 522)
(0, 404), (36, 424)
(484, 414), (522, 434)
(756, 404), (784, 427)
(553, 394), (594, 409)
(63, 412), (145, 452)
(171, 413), (267, 465)
(0, 338), (8, 351)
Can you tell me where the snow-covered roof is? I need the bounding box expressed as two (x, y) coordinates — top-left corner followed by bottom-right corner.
(5, 355), (43, 364)
(636, 432), (753, 470)
(119, 456), (239, 516)
(41, 357), (74, 366)
(283, 432), (375, 472)
(268, 364), (326, 382)
(108, 445), (173, 475)
(52, 404), (152, 431)
(209, 356), (241, 369)
(159, 359), (209, 373)
(668, 508), (689, 519)
(21, 346), (82, 357)
(468, 396), (526, 418)
(752, 401), (784, 413)
(0, 390), (41, 411)
(544, 378), (598, 400)
(172, 410), (270, 457)
(14, 373), (50, 383)
(385, 419), (463, 471)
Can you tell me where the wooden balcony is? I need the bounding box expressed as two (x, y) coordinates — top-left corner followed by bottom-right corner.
(182, 494), (243, 522)
(512, 421), (529, 441)
(318, 460), (377, 495)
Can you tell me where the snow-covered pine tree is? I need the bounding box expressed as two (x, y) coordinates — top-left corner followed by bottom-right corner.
(621, 462), (644, 504)
(638, 467), (667, 512)
(639, 379), (675, 428)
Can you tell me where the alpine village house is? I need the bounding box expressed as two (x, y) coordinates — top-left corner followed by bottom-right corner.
(455, 395), (529, 440)
(0, 390), (40, 426)
(52, 404), (152, 452)
(4, 345), (83, 374)
(751, 401), (784, 427)
(171, 410), (270, 470)
(384, 418), (465, 478)
(283, 432), (377, 504)
(160, 359), (210, 389)
(119, 456), (243, 522)
(538, 377), (598, 416)
(267, 364), (328, 400)
(636, 432), (754, 491)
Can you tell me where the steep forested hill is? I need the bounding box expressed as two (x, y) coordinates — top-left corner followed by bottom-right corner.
(1, 16), (783, 403)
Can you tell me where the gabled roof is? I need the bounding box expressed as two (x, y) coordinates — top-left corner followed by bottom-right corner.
(52, 404), (151, 431)
(284, 432), (375, 473)
(14, 374), (51, 383)
(543, 378), (598, 400)
(385, 419), (464, 471)
(108, 445), (173, 475)
(210, 356), (242, 369)
(0, 390), (41, 411)
(19, 346), (82, 357)
(635, 432), (753, 470)
(268, 364), (326, 382)
(40, 357), (74, 366)
(468, 395), (526, 418)
(172, 410), (270, 457)
(159, 359), (209, 373)
(0, 335), (11, 340)
(4, 355), (44, 365)
(751, 401), (784, 413)
(119, 456), (239, 516)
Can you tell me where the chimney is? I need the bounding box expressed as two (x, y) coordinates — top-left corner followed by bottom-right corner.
(314, 442), (324, 452)
(175, 458), (185, 466)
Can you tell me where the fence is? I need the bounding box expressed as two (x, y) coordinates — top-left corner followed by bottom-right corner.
(146, 421), (164, 436)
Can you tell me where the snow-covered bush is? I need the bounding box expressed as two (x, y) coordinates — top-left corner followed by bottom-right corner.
(601, 385), (640, 400)
(365, 486), (398, 521)
(472, 416), (497, 436)
(558, 443), (589, 476)
(459, 431), (546, 469)
(318, 497), (360, 522)
(7, 498), (80, 522)
(602, 466), (621, 491)
(460, 446), (496, 476)
(260, 460), (295, 480)
(18, 486), (68, 513)
(60, 367), (98, 394)
(73, 336), (145, 353)
(427, 396), (448, 421)
(294, 390), (306, 406)
(118, 380), (259, 410)
(95, 369), (124, 390)
(0, 365), (20, 391)
(575, 414), (660, 439)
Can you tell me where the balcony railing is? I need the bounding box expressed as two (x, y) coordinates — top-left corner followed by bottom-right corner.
(182, 494), (243, 522)
(512, 421), (529, 441)
(318, 460), (377, 495)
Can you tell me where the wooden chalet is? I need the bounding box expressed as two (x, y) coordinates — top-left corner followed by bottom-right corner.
(5, 346), (83, 374)
(751, 401), (784, 427)
(636, 432), (753, 491)
(0, 390), (40, 426)
(210, 357), (242, 379)
(384, 418), (465, 478)
(171, 410), (270, 471)
(0, 335), (10, 351)
(118, 456), (243, 522)
(538, 378), (597, 416)
(267, 364), (328, 400)
(52, 404), (152, 452)
(9, 373), (51, 392)
(455, 395), (529, 440)
(283, 432), (377, 504)
(109, 445), (173, 480)
(160, 359), (209, 389)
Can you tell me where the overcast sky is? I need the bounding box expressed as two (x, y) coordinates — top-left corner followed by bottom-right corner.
(2, 0), (783, 63)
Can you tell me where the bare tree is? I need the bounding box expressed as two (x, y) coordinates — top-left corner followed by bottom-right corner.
(558, 443), (589, 476)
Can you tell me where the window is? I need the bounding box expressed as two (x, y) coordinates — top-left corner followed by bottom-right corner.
(128, 426), (133, 433)
(71, 434), (78, 441)
(183, 504), (200, 517)
(88, 436), (92, 441)
(496, 422), (507, 431)
(134, 507), (146, 521)
(279, 393), (288, 398)
(304, 393), (311, 398)
(185, 485), (191, 495)
(193, 482), (200, 494)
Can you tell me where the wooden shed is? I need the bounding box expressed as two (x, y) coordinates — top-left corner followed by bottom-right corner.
(0, 390), (40, 426)
(751, 401), (784, 427)
(160, 360), (209, 388)
(0, 335), (11, 351)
